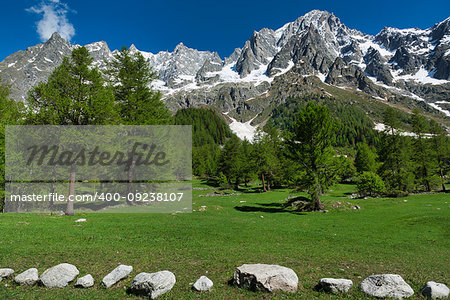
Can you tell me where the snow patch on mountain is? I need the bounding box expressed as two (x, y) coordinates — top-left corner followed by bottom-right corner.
(392, 67), (448, 85)
(228, 116), (258, 142)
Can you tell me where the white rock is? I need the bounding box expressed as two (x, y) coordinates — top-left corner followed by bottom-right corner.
(318, 278), (353, 293)
(233, 264), (298, 293)
(75, 218), (86, 222)
(14, 268), (39, 286)
(75, 274), (94, 288)
(193, 275), (213, 292)
(422, 281), (449, 299)
(102, 265), (133, 288)
(361, 274), (414, 299)
(130, 271), (176, 299)
(40, 263), (79, 288)
(0, 268), (14, 278)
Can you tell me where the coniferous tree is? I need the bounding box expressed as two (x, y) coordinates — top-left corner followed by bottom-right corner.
(0, 83), (23, 212)
(253, 128), (281, 192)
(355, 142), (377, 174)
(174, 108), (232, 177)
(107, 46), (171, 125)
(240, 139), (257, 187)
(411, 109), (433, 191)
(429, 120), (449, 191)
(27, 47), (118, 125)
(107, 47), (173, 204)
(26, 47), (118, 215)
(285, 102), (339, 210)
(378, 107), (413, 193)
(218, 136), (242, 188)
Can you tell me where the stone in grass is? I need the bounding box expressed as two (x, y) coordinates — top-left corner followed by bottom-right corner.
(233, 264), (298, 293)
(14, 268), (39, 286)
(421, 281), (449, 299)
(130, 271), (176, 299)
(192, 275), (213, 292)
(75, 274), (94, 288)
(318, 278), (353, 293)
(0, 268), (15, 278)
(102, 265), (133, 288)
(361, 274), (414, 299)
(40, 263), (79, 288)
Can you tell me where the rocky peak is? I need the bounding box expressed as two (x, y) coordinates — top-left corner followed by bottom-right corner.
(374, 27), (429, 51)
(224, 48), (242, 65)
(267, 24), (336, 77)
(174, 42), (187, 53)
(277, 10), (354, 50)
(129, 44), (138, 52)
(431, 17), (450, 42)
(45, 32), (69, 46)
(235, 28), (278, 77)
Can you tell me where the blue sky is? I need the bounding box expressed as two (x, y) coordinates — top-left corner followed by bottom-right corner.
(0, 0), (449, 61)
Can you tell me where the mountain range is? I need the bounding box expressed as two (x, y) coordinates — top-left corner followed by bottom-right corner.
(0, 10), (449, 139)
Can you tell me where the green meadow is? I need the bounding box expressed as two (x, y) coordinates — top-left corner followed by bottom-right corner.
(0, 181), (448, 299)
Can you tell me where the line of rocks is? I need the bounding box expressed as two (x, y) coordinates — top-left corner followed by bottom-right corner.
(1, 264), (449, 299)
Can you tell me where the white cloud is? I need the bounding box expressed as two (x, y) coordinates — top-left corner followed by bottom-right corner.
(27, 0), (75, 42)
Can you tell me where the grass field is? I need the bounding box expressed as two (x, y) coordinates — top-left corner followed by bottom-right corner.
(0, 181), (449, 299)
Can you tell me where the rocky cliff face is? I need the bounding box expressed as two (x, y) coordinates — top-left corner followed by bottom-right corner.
(1, 10), (449, 120)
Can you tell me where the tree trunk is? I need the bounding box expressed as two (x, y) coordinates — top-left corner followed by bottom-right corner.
(66, 165), (76, 216)
(261, 173), (266, 192)
(440, 168), (446, 192)
(49, 166), (56, 210)
(311, 181), (324, 211)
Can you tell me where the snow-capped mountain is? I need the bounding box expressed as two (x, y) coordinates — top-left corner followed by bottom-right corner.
(1, 10), (449, 120)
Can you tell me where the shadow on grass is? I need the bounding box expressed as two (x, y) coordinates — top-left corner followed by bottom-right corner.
(199, 178), (220, 188)
(234, 202), (306, 215)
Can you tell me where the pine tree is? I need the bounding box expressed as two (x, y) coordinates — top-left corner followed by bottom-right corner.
(0, 83), (23, 212)
(27, 47), (118, 125)
(285, 102), (339, 210)
(378, 107), (413, 193)
(107, 46), (171, 125)
(355, 142), (377, 174)
(411, 109), (433, 191)
(253, 128), (280, 192)
(240, 139), (257, 187)
(429, 120), (449, 191)
(218, 136), (242, 188)
(26, 47), (118, 215)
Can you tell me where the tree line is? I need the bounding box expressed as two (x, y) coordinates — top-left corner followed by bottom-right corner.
(179, 103), (449, 210)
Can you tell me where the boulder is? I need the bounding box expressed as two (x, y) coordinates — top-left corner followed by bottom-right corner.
(40, 263), (79, 288)
(14, 268), (39, 286)
(130, 271), (176, 299)
(102, 264), (133, 288)
(421, 281), (449, 299)
(192, 275), (213, 292)
(361, 274), (414, 299)
(318, 278), (353, 293)
(233, 264), (298, 293)
(0, 268), (14, 278)
(75, 274), (94, 288)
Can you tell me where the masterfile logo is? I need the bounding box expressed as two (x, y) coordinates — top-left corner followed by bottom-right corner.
(4, 125), (192, 213)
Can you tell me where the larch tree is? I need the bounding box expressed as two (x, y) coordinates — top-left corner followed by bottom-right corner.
(107, 46), (172, 204)
(26, 46), (118, 215)
(285, 102), (339, 211)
